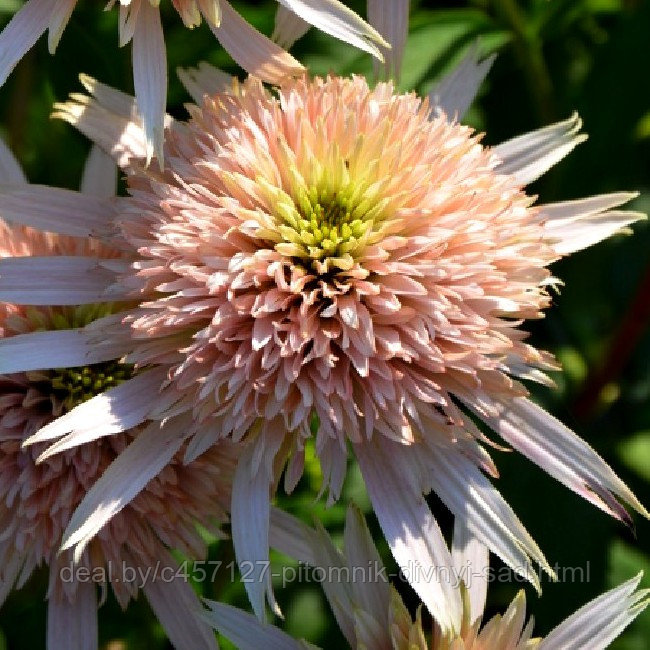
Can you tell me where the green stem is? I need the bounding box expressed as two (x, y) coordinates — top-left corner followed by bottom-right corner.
(493, 0), (556, 124)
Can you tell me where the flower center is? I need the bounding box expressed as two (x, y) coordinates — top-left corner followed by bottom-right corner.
(46, 361), (135, 414)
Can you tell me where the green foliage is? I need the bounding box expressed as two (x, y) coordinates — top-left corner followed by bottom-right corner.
(1, 1), (649, 648)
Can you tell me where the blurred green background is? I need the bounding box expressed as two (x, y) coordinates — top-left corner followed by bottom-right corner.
(1, 0), (649, 648)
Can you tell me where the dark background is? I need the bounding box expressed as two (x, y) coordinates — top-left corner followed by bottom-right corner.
(0, 0), (649, 647)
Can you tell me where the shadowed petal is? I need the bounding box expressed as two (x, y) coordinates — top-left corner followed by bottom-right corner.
(451, 518), (488, 624)
(47, 573), (97, 650)
(0, 256), (129, 305)
(539, 573), (649, 650)
(0, 138), (27, 184)
(202, 600), (311, 649)
(177, 62), (233, 104)
(132, 0), (167, 165)
(60, 414), (190, 562)
(355, 439), (463, 636)
(80, 145), (118, 198)
(0, 0), (56, 86)
(465, 395), (649, 522)
(143, 551), (219, 650)
(273, 4), (310, 49)
(429, 44), (496, 121)
(367, 0), (409, 77)
(0, 185), (116, 239)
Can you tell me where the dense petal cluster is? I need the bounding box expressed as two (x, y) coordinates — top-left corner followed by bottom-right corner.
(0, 199), (235, 648)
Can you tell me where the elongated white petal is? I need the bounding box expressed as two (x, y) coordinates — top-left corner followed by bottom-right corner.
(272, 4), (310, 49)
(279, 0), (387, 60)
(210, 0), (305, 85)
(540, 573), (649, 650)
(61, 414), (189, 562)
(80, 145), (118, 197)
(299, 519), (357, 646)
(0, 138), (26, 184)
(47, 0), (77, 53)
(355, 439), (463, 636)
(540, 193), (644, 254)
(421, 440), (552, 592)
(344, 504), (391, 631)
(26, 367), (167, 450)
(430, 44), (496, 121)
(451, 518), (488, 623)
(0, 184), (116, 238)
(269, 507), (318, 566)
(0, 0), (56, 86)
(79, 74), (137, 118)
(367, 0), (409, 78)
(494, 113), (587, 186)
(143, 552), (219, 650)
(132, 1), (167, 165)
(177, 62), (233, 104)
(231, 443), (280, 621)
(545, 209), (645, 255)
(465, 396), (649, 522)
(0, 328), (131, 374)
(0, 256), (128, 305)
(202, 601), (310, 649)
(47, 574), (97, 650)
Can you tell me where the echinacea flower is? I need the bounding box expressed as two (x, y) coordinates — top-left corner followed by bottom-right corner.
(0, 0), (387, 162)
(0, 53), (647, 632)
(0, 141), (237, 650)
(205, 505), (650, 650)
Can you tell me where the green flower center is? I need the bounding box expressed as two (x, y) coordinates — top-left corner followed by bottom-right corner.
(48, 361), (135, 414)
(22, 303), (135, 415)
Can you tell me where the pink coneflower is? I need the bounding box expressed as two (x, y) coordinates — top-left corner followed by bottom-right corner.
(0, 62), (646, 629)
(0, 142), (236, 649)
(207, 505), (650, 649)
(0, 0), (386, 162)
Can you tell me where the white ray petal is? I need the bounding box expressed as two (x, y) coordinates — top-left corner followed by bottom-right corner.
(272, 4), (310, 49)
(0, 0), (56, 87)
(0, 256), (129, 305)
(269, 507), (318, 566)
(26, 367), (168, 452)
(545, 209), (645, 255)
(279, 0), (387, 60)
(231, 443), (281, 621)
(143, 551), (219, 650)
(465, 395), (649, 522)
(367, 0), (409, 78)
(0, 184), (116, 238)
(132, 0), (167, 165)
(420, 440), (551, 592)
(451, 518), (488, 623)
(493, 113), (587, 186)
(202, 601), (312, 649)
(430, 44), (496, 122)
(47, 0), (77, 53)
(210, 0), (305, 85)
(344, 503), (391, 632)
(0, 328), (131, 374)
(177, 62), (233, 104)
(47, 573), (97, 650)
(80, 145), (118, 197)
(0, 138), (27, 184)
(60, 414), (189, 562)
(539, 573), (649, 650)
(355, 439), (463, 636)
